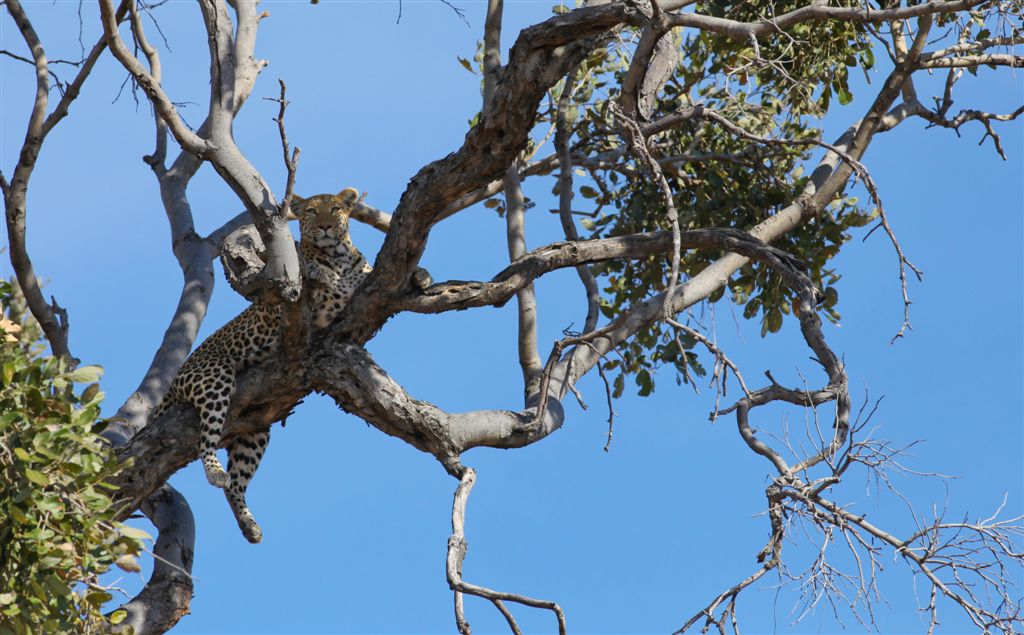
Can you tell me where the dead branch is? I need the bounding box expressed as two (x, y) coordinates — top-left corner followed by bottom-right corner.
(446, 469), (567, 635)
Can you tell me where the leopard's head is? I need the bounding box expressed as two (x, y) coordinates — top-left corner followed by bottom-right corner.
(288, 187), (360, 248)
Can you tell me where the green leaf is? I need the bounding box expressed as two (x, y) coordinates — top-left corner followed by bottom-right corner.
(63, 365), (103, 384)
(43, 574), (70, 597)
(24, 468), (50, 486)
(579, 185), (599, 199)
(836, 85), (853, 106)
(612, 373), (624, 399)
(457, 57), (475, 74)
(85, 591), (113, 607)
(0, 593), (14, 606)
(13, 447), (31, 462)
(636, 369), (653, 397)
(109, 609), (128, 625)
(80, 383), (101, 404)
(119, 525), (152, 542)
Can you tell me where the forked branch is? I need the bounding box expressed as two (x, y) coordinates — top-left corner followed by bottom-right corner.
(447, 468), (567, 635)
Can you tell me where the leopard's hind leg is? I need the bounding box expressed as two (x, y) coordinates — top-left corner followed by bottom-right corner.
(226, 429), (269, 543)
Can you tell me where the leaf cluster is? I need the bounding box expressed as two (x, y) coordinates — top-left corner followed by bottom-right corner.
(0, 281), (143, 635)
(531, 2), (880, 396)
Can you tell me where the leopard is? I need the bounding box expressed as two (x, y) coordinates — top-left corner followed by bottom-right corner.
(149, 187), (370, 543)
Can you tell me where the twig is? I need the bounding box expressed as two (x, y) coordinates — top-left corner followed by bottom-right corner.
(439, 0), (470, 28)
(666, 318), (751, 421)
(610, 101), (682, 322)
(266, 79), (301, 215)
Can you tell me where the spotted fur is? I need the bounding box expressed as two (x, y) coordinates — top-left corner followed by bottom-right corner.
(292, 188), (373, 329)
(149, 188), (367, 543)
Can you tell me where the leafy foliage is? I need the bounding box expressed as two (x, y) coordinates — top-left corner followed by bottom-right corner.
(514, 2), (880, 395)
(0, 280), (143, 635)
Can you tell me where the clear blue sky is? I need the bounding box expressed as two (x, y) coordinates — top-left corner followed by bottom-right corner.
(2, 2), (1021, 633)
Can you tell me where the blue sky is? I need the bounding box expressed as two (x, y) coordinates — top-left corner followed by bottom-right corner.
(2, 1), (1021, 633)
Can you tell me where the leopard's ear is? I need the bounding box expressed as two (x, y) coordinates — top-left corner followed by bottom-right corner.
(284, 194), (305, 221)
(336, 187), (360, 209)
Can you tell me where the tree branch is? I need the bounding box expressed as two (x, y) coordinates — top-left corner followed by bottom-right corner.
(555, 65), (601, 336)
(115, 485), (195, 634)
(446, 468), (567, 635)
(665, 0), (981, 37)
(100, 0), (302, 304)
(335, 1), (646, 343)
(1, 0), (104, 364)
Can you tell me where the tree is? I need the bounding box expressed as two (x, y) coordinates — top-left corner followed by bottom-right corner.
(1, 0), (1021, 633)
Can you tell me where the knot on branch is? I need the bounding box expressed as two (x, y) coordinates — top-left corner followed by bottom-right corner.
(219, 224), (267, 302)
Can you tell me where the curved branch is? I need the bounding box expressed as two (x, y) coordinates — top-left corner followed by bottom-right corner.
(446, 469), (567, 635)
(98, 0), (211, 156)
(116, 485), (195, 634)
(555, 65), (601, 335)
(402, 229), (810, 314)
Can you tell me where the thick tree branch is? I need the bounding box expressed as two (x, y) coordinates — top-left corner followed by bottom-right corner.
(110, 338), (567, 512)
(335, 1), (646, 343)
(114, 485), (195, 635)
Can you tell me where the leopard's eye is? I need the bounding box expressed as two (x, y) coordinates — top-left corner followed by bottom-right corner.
(305, 208), (316, 215)
(331, 207), (342, 214)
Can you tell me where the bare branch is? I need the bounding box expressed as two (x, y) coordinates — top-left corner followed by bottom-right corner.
(555, 66), (601, 336)
(98, 0), (211, 156)
(482, 0), (502, 114)
(504, 166), (544, 396)
(446, 469), (567, 635)
(402, 229), (808, 314)
(483, 0), (543, 398)
(267, 79), (300, 215)
(0, 0), (112, 364)
(100, 0), (302, 304)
